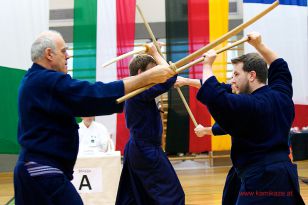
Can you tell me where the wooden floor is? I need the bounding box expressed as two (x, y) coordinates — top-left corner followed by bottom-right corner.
(178, 161), (308, 204)
(0, 171), (14, 205)
(1, 161), (308, 205)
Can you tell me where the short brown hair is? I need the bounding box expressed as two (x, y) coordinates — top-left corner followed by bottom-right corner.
(129, 54), (157, 76)
(231, 53), (268, 84)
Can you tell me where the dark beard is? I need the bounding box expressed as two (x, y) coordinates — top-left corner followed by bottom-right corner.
(241, 82), (251, 94)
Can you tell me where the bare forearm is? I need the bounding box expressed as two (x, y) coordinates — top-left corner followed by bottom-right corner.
(247, 32), (278, 65)
(254, 43), (278, 65)
(187, 78), (202, 88)
(123, 64), (175, 94)
(202, 65), (214, 83)
(194, 124), (213, 137)
(202, 50), (216, 83)
(152, 52), (168, 66)
(202, 127), (213, 136)
(123, 72), (152, 94)
(147, 43), (168, 66)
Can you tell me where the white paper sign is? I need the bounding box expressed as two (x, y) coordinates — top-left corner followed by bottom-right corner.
(72, 168), (103, 193)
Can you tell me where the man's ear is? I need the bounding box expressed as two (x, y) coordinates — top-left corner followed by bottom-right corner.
(137, 69), (142, 74)
(45, 48), (53, 61)
(249, 71), (257, 82)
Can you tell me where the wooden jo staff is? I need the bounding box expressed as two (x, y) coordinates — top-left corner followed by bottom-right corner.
(136, 5), (163, 57)
(174, 37), (249, 127)
(173, 0), (278, 69)
(102, 42), (168, 68)
(176, 87), (198, 126)
(102, 45), (149, 68)
(176, 37), (249, 73)
(137, 4), (198, 127)
(117, 36), (249, 104)
(101, 5), (166, 68)
(116, 0), (279, 104)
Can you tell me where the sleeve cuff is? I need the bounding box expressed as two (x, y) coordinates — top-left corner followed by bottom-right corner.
(196, 76), (218, 105)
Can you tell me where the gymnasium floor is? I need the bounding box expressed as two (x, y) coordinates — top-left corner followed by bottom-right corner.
(1, 160), (308, 205)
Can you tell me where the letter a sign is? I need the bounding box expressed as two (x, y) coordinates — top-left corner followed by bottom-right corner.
(72, 168), (103, 193)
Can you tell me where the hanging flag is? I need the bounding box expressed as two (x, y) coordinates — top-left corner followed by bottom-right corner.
(165, 0), (190, 154)
(0, 0), (49, 154)
(166, 0), (230, 154)
(243, 0), (308, 128)
(188, 0), (230, 152)
(73, 0), (136, 154)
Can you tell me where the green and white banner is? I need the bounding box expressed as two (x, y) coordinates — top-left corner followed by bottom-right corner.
(73, 0), (136, 153)
(0, 0), (49, 154)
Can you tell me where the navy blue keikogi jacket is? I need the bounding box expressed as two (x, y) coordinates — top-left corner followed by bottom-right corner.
(197, 58), (294, 169)
(18, 63), (124, 179)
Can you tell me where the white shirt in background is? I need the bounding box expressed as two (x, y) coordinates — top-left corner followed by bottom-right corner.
(78, 121), (115, 154)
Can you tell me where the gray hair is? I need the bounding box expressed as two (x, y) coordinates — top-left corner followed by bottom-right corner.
(31, 30), (63, 62)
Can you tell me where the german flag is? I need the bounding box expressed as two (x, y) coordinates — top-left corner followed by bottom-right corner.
(166, 0), (231, 154)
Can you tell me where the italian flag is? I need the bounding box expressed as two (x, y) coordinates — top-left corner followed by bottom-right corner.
(73, 0), (136, 154)
(74, 0), (231, 154)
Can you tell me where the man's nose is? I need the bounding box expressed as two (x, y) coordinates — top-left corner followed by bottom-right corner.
(231, 76), (235, 84)
(66, 52), (70, 59)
